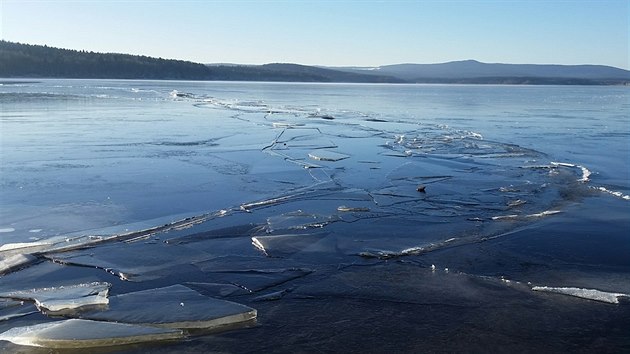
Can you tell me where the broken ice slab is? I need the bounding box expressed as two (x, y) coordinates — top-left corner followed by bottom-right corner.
(308, 150), (350, 162)
(252, 288), (292, 302)
(325, 216), (476, 259)
(0, 282), (110, 313)
(79, 285), (256, 330)
(337, 205), (371, 212)
(0, 319), (184, 348)
(192, 259), (313, 292)
(240, 188), (338, 212)
(0, 253), (37, 275)
(46, 240), (215, 282)
(0, 241), (53, 257)
(252, 233), (331, 258)
(0, 234), (124, 258)
(183, 282), (252, 298)
(0, 299), (38, 321)
(532, 286), (630, 304)
(272, 122), (305, 128)
(265, 211), (340, 233)
(163, 223), (261, 245)
(270, 127), (338, 150)
(293, 262), (531, 306)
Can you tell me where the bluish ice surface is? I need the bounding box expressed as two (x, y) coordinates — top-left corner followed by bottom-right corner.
(0, 80), (629, 351)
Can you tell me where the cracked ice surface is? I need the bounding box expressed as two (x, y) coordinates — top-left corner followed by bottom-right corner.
(0, 319), (183, 348)
(2, 81), (628, 350)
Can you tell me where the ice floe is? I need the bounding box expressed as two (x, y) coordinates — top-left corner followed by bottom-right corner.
(0, 282), (110, 313)
(45, 239), (216, 282)
(308, 150), (350, 162)
(79, 285), (256, 329)
(252, 233), (329, 257)
(0, 319), (184, 348)
(0, 254), (37, 275)
(0, 299), (38, 321)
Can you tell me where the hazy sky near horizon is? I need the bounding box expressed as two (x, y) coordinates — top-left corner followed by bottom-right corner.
(1, 0), (628, 69)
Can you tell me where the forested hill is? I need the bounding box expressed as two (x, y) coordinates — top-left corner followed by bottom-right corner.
(0, 41), (401, 83)
(2, 41), (628, 85)
(0, 41), (213, 80)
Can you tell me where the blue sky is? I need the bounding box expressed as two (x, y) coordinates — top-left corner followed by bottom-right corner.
(1, 0), (628, 69)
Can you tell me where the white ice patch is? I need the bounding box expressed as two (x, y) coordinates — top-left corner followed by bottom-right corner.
(0, 228), (15, 233)
(0, 254), (37, 274)
(491, 210), (561, 220)
(0, 282), (111, 312)
(532, 286), (630, 304)
(550, 162), (592, 182)
(525, 210), (562, 218)
(0, 241), (52, 253)
(593, 186), (630, 201)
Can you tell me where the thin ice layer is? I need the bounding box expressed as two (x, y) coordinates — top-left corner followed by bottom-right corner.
(265, 211), (339, 232)
(191, 264), (314, 292)
(0, 254), (37, 275)
(308, 150), (350, 162)
(252, 233), (330, 257)
(46, 240), (215, 281)
(0, 282), (110, 312)
(0, 299), (38, 321)
(79, 285), (257, 329)
(0, 319), (183, 348)
(532, 286), (630, 304)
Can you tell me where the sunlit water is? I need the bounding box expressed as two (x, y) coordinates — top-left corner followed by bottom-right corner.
(1, 80), (629, 352)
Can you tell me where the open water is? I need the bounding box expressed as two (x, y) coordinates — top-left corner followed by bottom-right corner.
(0, 79), (629, 352)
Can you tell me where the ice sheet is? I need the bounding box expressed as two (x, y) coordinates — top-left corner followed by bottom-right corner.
(0, 319), (183, 348)
(0, 299), (38, 321)
(79, 285), (256, 329)
(252, 233), (330, 257)
(0, 254), (37, 275)
(293, 262), (530, 306)
(5, 82), (626, 351)
(192, 266), (313, 293)
(45, 240), (215, 282)
(0, 282), (110, 313)
(308, 150), (350, 162)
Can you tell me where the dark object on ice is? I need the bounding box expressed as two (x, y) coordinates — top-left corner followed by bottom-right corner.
(416, 185), (426, 193)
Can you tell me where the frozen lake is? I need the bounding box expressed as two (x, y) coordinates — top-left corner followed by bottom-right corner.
(1, 80), (629, 352)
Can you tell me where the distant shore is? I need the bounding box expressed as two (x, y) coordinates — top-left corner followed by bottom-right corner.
(2, 41), (629, 85)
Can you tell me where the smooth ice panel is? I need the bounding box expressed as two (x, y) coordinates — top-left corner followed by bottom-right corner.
(80, 285), (257, 329)
(252, 233), (330, 257)
(266, 211), (339, 232)
(0, 299), (38, 321)
(192, 261), (313, 292)
(0, 319), (183, 348)
(46, 241), (214, 281)
(308, 150), (350, 162)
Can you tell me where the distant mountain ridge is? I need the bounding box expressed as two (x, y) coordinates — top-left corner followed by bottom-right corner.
(334, 60), (630, 84)
(1, 41), (628, 85)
